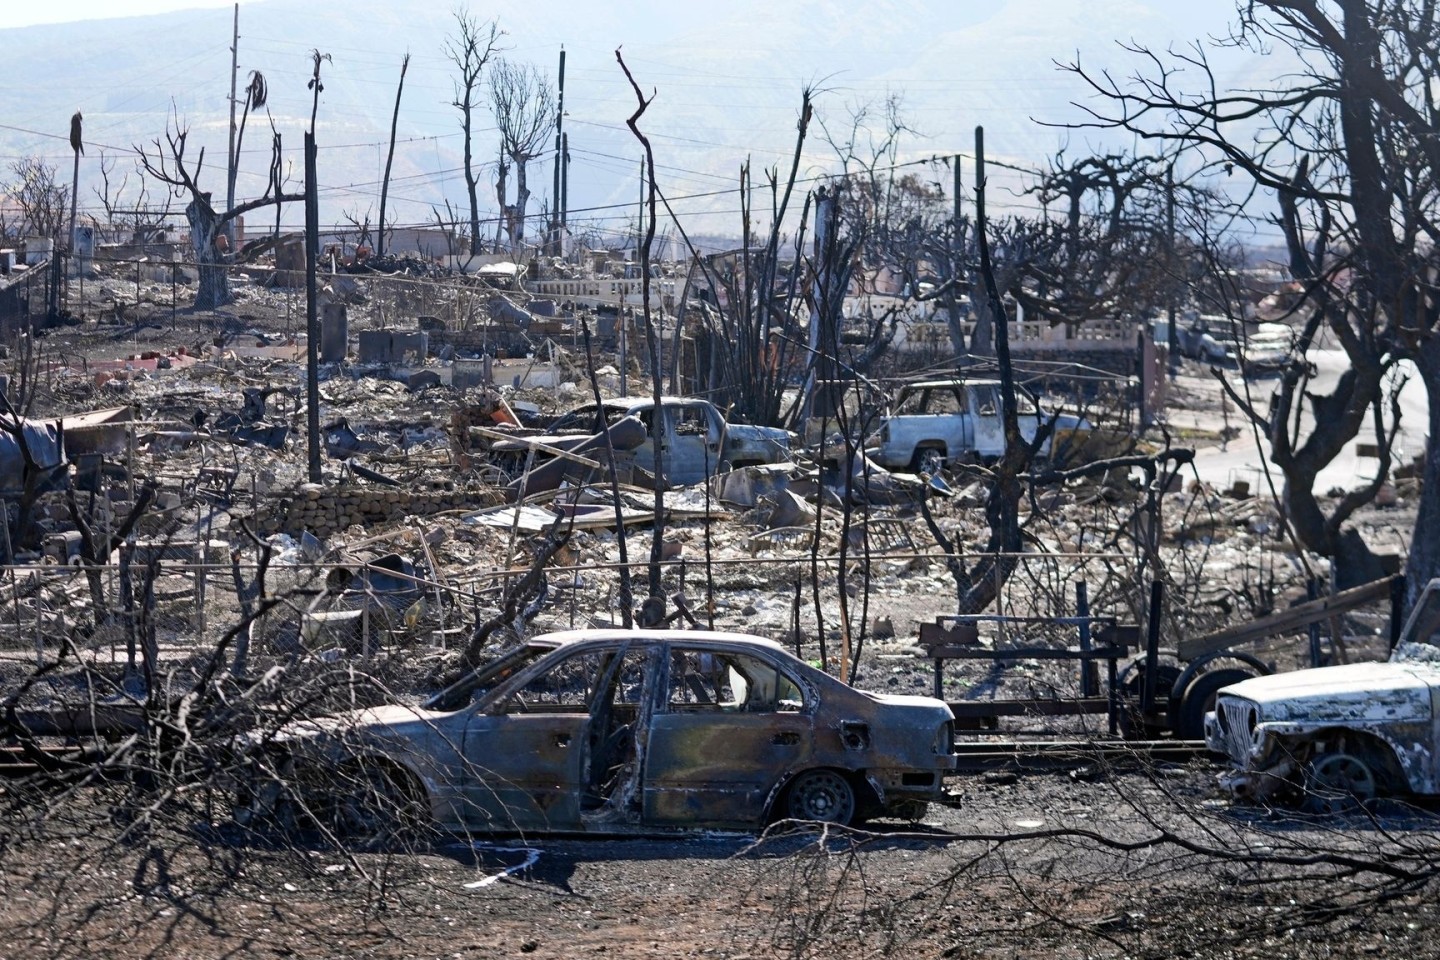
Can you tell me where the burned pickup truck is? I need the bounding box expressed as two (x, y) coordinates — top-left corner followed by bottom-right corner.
(1206, 578), (1440, 811)
(492, 396), (791, 491)
(867, 376), (1090, 474)
(234, 629), (956, 839)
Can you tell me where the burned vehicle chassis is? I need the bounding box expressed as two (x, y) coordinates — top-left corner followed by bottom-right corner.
(1206, 577), (1440, 811)
(234, 630), (956, 840)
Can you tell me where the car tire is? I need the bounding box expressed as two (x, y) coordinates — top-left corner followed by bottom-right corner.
(1175, 668), (1254, 740)
(911, 447), (946, 477)
(1302, 751), (1379, 814)
(317, 760), (431, 849)
(783, 769), (857, 825)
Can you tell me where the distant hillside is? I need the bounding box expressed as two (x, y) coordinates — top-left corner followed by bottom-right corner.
(0, 1), (1281, 247)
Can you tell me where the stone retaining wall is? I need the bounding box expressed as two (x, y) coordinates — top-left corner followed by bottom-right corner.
(257, 483), (503, 538)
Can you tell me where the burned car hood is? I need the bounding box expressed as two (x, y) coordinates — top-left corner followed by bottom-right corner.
(1219, 661), (1437, 723)
(256, 703), (450, 746)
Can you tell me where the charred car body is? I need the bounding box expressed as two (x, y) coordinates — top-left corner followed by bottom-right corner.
(491, 397), (791, 490)
(867, 376), (1090, 474)
(237, 630), (956, 838)
(1206, 578), (1440, 809)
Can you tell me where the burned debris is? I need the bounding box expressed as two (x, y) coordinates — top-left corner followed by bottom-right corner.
(0, 229), (1413, 831)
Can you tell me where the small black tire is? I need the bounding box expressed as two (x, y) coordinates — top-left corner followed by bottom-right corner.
(783, 769), (858, 825)
(1174, 668), (1254, 740)
(1117, 659), (1184, 740)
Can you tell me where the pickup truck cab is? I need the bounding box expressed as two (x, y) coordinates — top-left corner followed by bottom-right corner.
(1206, 577), (1440, 810)
(868, 377), (1089, 473)
(518, 397), (791, 487)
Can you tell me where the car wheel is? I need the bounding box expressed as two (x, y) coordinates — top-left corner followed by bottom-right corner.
(784, 769), (857, 825)
(319, 761), (429, 848)
(1302, 751), (1379, 814)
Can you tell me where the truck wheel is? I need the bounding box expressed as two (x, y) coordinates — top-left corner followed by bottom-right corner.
(1175, 668), (1254, 740)
(911, 447), (946, 477)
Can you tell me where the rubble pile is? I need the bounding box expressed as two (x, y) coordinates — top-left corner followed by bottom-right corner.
(0, 249), (1413, 728)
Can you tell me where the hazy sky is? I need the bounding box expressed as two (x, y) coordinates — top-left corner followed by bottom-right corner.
(3, 0), (241, 28)
(0, 0), (1282, 244)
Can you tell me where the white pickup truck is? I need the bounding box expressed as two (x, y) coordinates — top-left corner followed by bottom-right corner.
(867, 376), (1091, 474)
(1206, 577), (1440, 811)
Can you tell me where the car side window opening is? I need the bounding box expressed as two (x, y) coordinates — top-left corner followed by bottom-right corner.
(667, 650), (804, 713)
(508, 649), (613, 711)
(423, 643), (553, 711)
(674, 405), (710, 437)
(976, 386), (998, 417)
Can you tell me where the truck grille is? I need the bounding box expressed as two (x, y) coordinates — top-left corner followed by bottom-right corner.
(1216, 697), (1258, 764)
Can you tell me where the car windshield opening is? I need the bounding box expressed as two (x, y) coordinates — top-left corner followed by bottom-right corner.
(423, 643), (555, 711)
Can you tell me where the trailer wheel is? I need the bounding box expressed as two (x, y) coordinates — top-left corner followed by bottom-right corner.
(1174, 668), (1254, 740)
(1116, 657), (1183, 739)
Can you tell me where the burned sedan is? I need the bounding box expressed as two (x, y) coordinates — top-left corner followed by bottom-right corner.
(237, 630), (956, 839)
(1205, 578), (1440, 810)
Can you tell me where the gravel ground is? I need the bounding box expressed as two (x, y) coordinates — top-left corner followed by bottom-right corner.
(3, 763), (1440, 960)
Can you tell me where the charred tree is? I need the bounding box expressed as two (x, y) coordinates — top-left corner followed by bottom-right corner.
(490, 58), (556, 251)
(376, 54), (410, 259)
(443, 10), (501, 253)
(1061, 0), (1440, 599)
(137, 111), (302, 309)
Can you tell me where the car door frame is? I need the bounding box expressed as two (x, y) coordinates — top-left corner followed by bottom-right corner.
(640, 642), (816, 829)
(459, 640), (642, 833)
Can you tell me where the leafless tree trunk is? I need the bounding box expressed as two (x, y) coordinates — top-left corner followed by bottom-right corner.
(137, 111), (302, 309)
(615, 51), (668, 612)
(444, 10), (501, 251)
(490, 58), (556, 251)
(377, 54), (409, 259)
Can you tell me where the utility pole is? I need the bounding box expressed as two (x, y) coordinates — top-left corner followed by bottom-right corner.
(953, 153), (962, 226)
(304, 132), (321, 484)
(561, 131), (569, 244)
(225, 3), (239, 244)
(1166, 161), (1179, 379)
(67, 112), (82, 253)
(950, 152), (965, 364)
(801, 186), (834, 423)
(550, 47), (566, 254)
